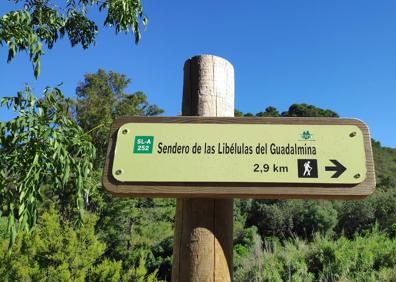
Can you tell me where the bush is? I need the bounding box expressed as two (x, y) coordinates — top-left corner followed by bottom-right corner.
(247, 200), (337, 240)
(255, 229), (396, 282)
(0, 209), (162, 281)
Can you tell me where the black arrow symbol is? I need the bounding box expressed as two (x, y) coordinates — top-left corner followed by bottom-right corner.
(325, 160), (347, 178)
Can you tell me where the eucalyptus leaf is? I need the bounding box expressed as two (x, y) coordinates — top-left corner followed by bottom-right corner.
(0, 86), (95, 247)
(1, 0), (147, 78)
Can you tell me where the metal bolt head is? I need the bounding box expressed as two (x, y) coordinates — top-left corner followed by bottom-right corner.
(349, 132), (357, 137)
(122, 129), (129, 135)
(115, 169), (123, 175)
(354, 173), (361, 179)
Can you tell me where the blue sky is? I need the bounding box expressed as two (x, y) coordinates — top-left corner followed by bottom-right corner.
(1, 1), (395, 147)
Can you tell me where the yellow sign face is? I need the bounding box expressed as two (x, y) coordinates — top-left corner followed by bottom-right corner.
(112, 122), (367, 184)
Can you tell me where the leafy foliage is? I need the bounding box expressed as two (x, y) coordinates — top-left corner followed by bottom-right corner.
(256, 106), (280, 117)
(335, 188), (396, 238)
(372, 140), (396, 189)
(4, 0), (393, 278)
(233, 226), (265, 282)
(0, 86), (95, 245)
(281, 104), (338, 117)
(0, 0), (148, 78)
(232, 105), (396, 281)
(0, 209), (107, 281)
(1, 69), (396, 281)
(236, 104), (338, 118)
(0, 10), (44, 77)
(71, 69), (169, 279)
(0, 209), (162, 281)
(95, 197), (174, 275)
(234, 228), (396, 282)
(246, 200), (337, 240)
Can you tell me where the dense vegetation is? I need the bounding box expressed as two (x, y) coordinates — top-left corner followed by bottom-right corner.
(1, 70), (396, 281)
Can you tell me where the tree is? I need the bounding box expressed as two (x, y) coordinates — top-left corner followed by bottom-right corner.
(256, 106), (280, 117)
(236, 104), (337, 118)
(75, 69), (164, 166)
(0, 86), (95, 244)
(95, 197), (175, 280)
(0, 209), (121, 281)
(281, 104), (338, 117)
(293, 201), (337, 239)
(72, 69), (173, 278)
(234, 109), (244, 117)
(0, 0), (147, 78)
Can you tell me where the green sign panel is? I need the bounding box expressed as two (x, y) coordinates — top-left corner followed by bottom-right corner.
(112, 122), (367, 184)
(133, 136), (154, 154)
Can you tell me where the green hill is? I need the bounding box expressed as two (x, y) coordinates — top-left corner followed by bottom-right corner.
(373, 140), (396, 189)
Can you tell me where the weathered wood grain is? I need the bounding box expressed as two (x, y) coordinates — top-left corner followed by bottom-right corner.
(172, 55), (233, 282)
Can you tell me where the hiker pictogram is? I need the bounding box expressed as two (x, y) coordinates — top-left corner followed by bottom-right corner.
(298, 159), (318, 178)
(303, 161), (313, 176)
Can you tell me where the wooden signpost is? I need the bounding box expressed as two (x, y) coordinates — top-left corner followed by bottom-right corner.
(102, 55), (375, 282)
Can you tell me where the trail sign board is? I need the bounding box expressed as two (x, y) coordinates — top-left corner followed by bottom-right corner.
(103, 117), (375, 199)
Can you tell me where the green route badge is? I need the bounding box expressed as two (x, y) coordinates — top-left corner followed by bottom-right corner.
(133, 136), (154, 154)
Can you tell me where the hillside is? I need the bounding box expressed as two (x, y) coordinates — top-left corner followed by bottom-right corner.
(373, 140), (396, 189)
